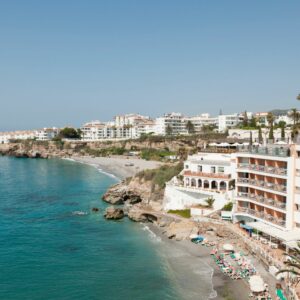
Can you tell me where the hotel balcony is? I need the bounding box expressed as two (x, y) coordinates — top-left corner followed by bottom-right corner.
(237, 163), (287, 177)
(236, 192), (286, 211)
(237, 178), (287, 194)
(183, 170), (231, 180)
(238, 146), (290, 157)
(236, 207), (286, 227)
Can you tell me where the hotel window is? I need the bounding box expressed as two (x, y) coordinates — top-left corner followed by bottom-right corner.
(218, 167), (225, 173)
(185, 165), (189, 169)
(211, 166), (216, 173)
(198, 165), (202, 172)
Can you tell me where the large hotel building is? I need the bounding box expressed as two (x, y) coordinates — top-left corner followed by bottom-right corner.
(234, 144), (300, 244)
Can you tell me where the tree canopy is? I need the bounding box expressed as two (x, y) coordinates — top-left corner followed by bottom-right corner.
(58, 127), (81, 139)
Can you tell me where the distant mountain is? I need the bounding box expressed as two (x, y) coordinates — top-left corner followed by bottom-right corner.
(268, 109), (290, 116)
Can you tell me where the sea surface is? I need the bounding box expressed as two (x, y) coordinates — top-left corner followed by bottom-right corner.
(0, 157), (216, 300)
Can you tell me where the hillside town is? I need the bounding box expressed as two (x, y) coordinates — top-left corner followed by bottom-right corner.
(0, 109), (297, 144)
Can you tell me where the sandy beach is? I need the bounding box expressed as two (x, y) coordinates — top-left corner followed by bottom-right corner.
(69, 155), (162, 180)
(148, 224), (251, 300)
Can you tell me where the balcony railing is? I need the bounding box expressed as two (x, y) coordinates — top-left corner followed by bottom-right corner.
(238, 146), (290, 157)
(236, 192), (286, 210)
(236, 207), (286, 227)
(184, 170), (231, 179)
(237, 163), (287, 176)
(237, 178), (287, 193)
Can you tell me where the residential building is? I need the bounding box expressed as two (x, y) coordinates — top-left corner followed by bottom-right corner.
(155, 113), (187, 135)
(218, 114), (240, 132)
(234, 144), (300, 244)
(187, 113), (218, 133)
(0, 128), (58, 143)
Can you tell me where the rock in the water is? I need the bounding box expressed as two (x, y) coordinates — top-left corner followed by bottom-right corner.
(102, 183), (142, 205)
(92, 207), (100, 212)
(104, 206), (124, 220)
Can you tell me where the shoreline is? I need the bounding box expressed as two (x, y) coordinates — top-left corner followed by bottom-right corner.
(64, 155), (275, 300)
(147, 223), (250, 300)
(67, 155), (162, 180)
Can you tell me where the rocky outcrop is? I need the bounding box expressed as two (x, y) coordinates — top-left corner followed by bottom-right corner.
(102, 183), (142, 205)
(104, 206), (124, 220)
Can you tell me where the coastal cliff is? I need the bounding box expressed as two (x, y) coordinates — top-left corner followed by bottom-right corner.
(0, 137), (206, 159)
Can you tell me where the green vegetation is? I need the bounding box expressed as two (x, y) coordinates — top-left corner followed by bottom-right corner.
(140, 148), (176, 161)
(205, 196), (215, 208)
(55, 127), (81, 140)
(222, 202), (233, 211)
(277, 242), (300, 280)
(168, 209), (191, 218)
(186, 120), (195, 134)
(84, 146), (126, 157)
(136, 162), (183, 189)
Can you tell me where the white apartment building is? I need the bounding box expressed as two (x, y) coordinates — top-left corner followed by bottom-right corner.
(234, 144), (300, 246)
(218, 114), (240, 132)
(114, 114), (151, 127)
(187, 113), (218, 132)
(0, 128), (59, 144)
(34, 128), (59, 141)
(155, 113), (187, 135)
(81, 120), (137, 141)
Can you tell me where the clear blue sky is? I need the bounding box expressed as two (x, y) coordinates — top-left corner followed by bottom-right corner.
(0, 0), (299, 130)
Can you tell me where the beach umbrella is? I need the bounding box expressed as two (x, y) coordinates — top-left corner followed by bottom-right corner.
(223, 244), (234, 251)
(249, 275), (265, 293)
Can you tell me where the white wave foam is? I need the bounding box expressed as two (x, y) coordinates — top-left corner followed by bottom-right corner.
(62, 158), (120, 181)
(142, 225), (161, 243)
(72, 211), (88, 216)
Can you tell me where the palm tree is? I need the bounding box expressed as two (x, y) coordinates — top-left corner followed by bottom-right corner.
(289, 108), (300, 126)
(186, 120), (195, 134)
(166, 125), (173, 136)
(249, 131), (253, 146)
(258, 126), (263, 144)
(277, 243), (300, 286)
(243, 110), (248, 127)
(267, 112), (275, 141)
(205, 197), (215, 208)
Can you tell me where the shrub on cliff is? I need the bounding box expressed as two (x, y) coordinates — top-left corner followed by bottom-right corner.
(136, 162), (183, 189)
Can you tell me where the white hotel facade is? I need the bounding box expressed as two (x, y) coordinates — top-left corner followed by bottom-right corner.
(234, 144), (300, 239)
(164, 142), (300, 244)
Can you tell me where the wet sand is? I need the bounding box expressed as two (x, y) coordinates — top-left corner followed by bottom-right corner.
(148, 224), (250, 300)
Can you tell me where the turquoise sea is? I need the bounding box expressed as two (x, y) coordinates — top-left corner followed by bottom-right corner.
(0, 157), (183, 300)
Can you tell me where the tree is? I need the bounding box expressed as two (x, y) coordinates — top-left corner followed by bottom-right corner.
(267, 112), (275, 127)
(258, 126), (263, 144)
(289, 108), (300, 126)
(166, 125), (173, 136)
(249, 117), (257, 128)
(58, 127), (81, 139)
(277, 242), (300, 286)
(186, 121), (195, 134)
(281, 126), (285, 139)
(205, 196), (215, 208)
(242, 111), (248, 127)
(267, 112), (275, 141)
(249, 131), (253, 146)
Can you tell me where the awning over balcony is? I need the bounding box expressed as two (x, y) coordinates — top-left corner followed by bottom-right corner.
(246, 221), (300, 243)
